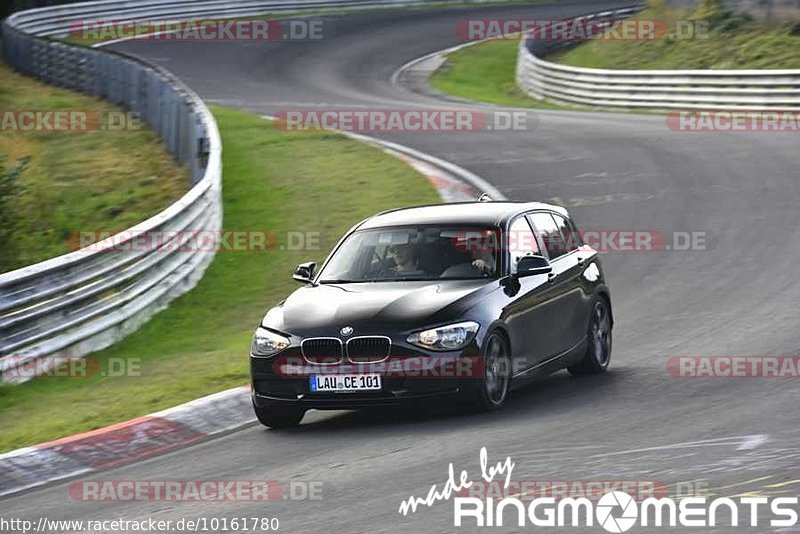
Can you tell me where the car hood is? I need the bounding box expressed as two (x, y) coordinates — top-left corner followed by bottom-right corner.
(263, 279), (496, 335)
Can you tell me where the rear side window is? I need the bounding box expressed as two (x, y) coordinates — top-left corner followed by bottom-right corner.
(552, 213), (581, 252)
(528, 212), (568, 260)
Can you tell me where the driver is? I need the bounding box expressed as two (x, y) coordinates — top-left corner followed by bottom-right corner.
(470, 246), (496, 276)
(440, 231), (498, 278)
(387, 243), (425, 276)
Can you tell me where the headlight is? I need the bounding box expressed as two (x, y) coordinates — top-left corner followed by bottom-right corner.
(251, 327), (290, 356)
(407, 321), (479, 351)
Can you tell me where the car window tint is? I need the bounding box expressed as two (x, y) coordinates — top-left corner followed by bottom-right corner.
(318, 226), (501, 282)
(529, 212), (567, 260)
(508, 217), (539, 267)
(552, 213), (580, 252)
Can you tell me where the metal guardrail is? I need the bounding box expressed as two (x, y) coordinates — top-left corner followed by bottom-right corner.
(515, 6), (800, 111)
(0, 0), (453, 382)
(9, 0), (461, 37)
(0, 9), (222, 382)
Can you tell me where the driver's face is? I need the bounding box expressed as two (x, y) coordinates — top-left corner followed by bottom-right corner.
(390, 244), (412, 262)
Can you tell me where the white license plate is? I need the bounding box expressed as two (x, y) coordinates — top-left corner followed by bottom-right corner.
(309, 374), (381, 392)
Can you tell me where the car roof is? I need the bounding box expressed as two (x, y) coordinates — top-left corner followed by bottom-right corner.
(357, 201), (569, 230)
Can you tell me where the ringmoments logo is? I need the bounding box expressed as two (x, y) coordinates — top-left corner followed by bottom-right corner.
(596, 491), (638, 532)
(452, 491), (800, 529)
(398, 448), (800, 530)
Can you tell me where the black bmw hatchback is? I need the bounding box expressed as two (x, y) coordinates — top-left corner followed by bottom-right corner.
(250, 200), (612, 427)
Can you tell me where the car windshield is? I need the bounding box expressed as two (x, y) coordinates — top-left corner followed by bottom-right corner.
(317, 226), (500, 283)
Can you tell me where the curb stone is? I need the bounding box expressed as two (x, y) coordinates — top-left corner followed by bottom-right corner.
(0, 386), (251, 498)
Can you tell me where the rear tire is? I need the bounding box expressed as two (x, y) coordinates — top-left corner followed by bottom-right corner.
(253, 402), (305, 428)
(463, 331), (511, 411)
(568, 298), (612, 376)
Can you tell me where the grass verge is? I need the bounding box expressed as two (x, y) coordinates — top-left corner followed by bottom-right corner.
(429, 40), (565, 109)
(0, 106), (439, 453)
(0, 61), (188, 272)
(548, 1), (800, 70)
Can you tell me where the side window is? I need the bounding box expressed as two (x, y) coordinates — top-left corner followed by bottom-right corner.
(508, 216), (540, 268)
(529, 212), (567, 260)
(552, 213), (581, 253)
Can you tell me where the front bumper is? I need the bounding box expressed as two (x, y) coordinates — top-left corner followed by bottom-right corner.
(251, 344), (480, 410)
(252, 388), (461, 410)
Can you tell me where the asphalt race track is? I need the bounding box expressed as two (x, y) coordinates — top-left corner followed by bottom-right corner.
(5, 1), (800, 532)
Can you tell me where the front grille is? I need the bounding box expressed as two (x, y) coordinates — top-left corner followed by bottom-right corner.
(346, 336), (391, 363)
(301, 338), (343, 364)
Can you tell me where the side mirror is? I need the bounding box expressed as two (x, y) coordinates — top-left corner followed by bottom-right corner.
(515, 255), (552, 277)
(293, 261), (316, 283)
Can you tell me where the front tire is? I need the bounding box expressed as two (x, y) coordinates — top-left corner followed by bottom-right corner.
(253, 402), (305, 428)
(464, 331), (511, 411)
(568, 298), (612, 376)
